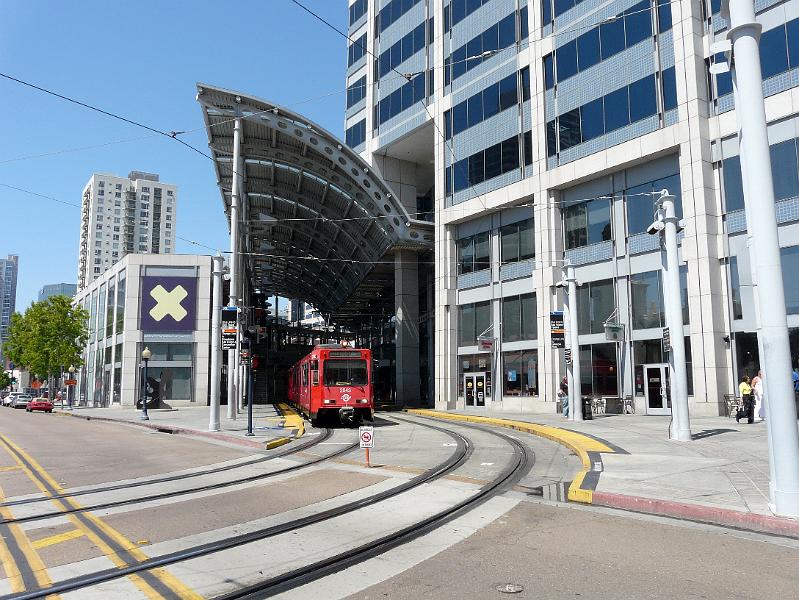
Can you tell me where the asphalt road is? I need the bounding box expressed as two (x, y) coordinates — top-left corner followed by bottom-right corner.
(0, 408), (796, 600)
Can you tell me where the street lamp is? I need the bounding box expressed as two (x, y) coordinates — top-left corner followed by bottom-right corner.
(68, 365), (75, 410)
(140, 347), (152, 421)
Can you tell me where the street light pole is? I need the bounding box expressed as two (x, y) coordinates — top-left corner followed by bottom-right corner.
(723, 0), (799, 517)
(563, 263), (583, 421)
(140, 346), (151, 421)
(68, 365), (75, 410)
(209, 253), (223, 432)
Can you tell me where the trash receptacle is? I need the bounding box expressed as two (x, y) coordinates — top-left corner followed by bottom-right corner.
(581, 396), (593, 420)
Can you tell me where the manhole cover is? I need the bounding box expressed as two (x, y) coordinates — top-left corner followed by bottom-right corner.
(496, 583), (524, 594)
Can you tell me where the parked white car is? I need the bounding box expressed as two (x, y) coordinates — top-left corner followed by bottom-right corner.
(11, 394), (32, 409)
(3, 392), (22, 407)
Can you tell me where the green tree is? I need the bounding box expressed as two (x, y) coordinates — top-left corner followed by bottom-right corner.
(0, 371), (11, 390)
(3, 295), (89, 394)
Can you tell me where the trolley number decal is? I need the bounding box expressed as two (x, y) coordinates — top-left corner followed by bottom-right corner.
(359, 426), (374, 449)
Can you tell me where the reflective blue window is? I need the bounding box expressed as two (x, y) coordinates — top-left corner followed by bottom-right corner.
(483, 82), (500, 119)
(499, 73), (517, 110)
(376, 73), (427, 125)
(559, 108), (582, 150)
(502, 136), (520, 172)
(498, 13), (516, 47)
(449, 132), (527, 194)
(482, 23), (499, 54)
(657, 0), (672, 32)
(544, 54), (554, 90)
(600, 18), (625, 59)
(469, 152), (484, 185)
(554, 0), (574, 19)
(629, 75), (657, 122)
(789, 19), (799, 68)
(520, 6), (529, 40)
(453, 102), (468, 135)
(722, 155), (744, 212)
(521, 67), (531, 102)
(543, 0), (552, 27)
(467, 94), (483, 127)
(604, 87), (630, 132)
(454, 159), (469, 192)
(556, 40), (578, 82)
(445, 110), (453, 140)
(348, 34), (367, 67)
(485, 142), (502, 180)
(580, 98), (604, 141)
(662, 67), (677, 111)
(626, 172), (682, 235)
(577, 28), (600, 71)
(447, 69), (526, 138)
(446, 166), (453, 195)
(546, 120), (558, 157)
(345, 119), (366, 147)
(447, 13), (522, 84)
(524, 131), (533, 166)
(624, 1), (652, 47)
(780, 246), (799, 315)
(378, 23), (426, 78)
(760, 25), (788, 79)
(349, 0), (367, 25)
(770, 139), (799, 201)
(377, 0), (423, 34)
(346, 76), (367, 108)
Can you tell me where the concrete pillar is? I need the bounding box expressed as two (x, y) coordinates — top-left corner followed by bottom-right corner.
(209, 253), (223, 431)
(227, 117), (242, 420)
(395, 249), (420, 407)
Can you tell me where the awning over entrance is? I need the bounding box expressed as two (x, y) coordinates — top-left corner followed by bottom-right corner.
(196, 83), (432, 322)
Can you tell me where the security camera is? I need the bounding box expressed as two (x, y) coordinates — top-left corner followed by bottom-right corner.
(646, 221), (665, 236)
(223, 273), (231, 281)
(554, 280), (566, 288)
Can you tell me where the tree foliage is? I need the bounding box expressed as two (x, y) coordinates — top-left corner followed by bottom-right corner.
(0, 371), (10, 389)
(3, 296), (89, 380)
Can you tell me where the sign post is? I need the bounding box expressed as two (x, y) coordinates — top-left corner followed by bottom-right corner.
(359, 425), (374, 467)
(550, 311), (565, 349)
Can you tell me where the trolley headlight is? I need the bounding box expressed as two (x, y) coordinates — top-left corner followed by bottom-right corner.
(356, 398), (369, 404)
(323, 399), (335, 405)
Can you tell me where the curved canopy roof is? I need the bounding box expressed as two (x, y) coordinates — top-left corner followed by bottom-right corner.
(196, 83), (432, 315)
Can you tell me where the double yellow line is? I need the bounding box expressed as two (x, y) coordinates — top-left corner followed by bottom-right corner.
(0, 434), (200, 599)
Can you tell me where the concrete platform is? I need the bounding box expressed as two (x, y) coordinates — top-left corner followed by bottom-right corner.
(413, 409), (799, 538)
(54, 404), (303, 450)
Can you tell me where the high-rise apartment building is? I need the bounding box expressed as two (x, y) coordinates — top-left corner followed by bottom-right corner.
(346, 0), (799, 414)
(0, 254), (19, 367)
(37, 283), (77, 302)
(78, 171), (177, 290)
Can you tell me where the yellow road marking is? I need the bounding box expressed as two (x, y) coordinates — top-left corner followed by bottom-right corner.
(0, 435), (201, 600)
(0, 485), (25, 593)
(407, 409), (618, 504)
(31, 529), (85, 550)
(0, 465), (22, 473)
(278, 403), (305, 438)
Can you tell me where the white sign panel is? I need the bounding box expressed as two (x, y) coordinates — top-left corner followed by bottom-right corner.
(359, 426), (374, 449)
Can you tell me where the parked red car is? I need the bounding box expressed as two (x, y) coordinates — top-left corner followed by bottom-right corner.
(26, 398), (53, 413)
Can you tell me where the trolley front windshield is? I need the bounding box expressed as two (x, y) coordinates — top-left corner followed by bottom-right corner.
(323, 359), (368, 386)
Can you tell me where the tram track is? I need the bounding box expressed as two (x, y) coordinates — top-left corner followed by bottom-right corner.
(0, 428), (357, 527)
(1, 426), (334, 510)
(2, 417), (472, 600)
(216, 414), (533, 598)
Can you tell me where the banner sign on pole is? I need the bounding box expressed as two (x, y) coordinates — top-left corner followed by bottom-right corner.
(550, 311), (565, 349)
(564, 348), (572, 365)
(221, 306), (238, 350)
(662, 327), (671, 353)
(477, 336), (495, 352)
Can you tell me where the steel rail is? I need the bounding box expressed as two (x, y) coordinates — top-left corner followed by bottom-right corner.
(2, 417), (471, 600)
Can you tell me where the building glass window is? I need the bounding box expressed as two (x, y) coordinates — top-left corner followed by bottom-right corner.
(626, 172), (682, 235)
(564, 197), (612, 249)
(458, 301), (491, 346)
(457, 353), (493, 397)
(577, 279), (615, 334)
(457, 231), (490, 274)
(502, 293), (536, 342)
(781, 245), (799, 315)
(347, 33), (367, 67)
(503, 350), (538, 396)
(631, 270), (663, 329)
(347, 75), (367, 108)
(500, 219), (534, 264)
(722, 137), (799, 213)
(144, 366), (193, 405)
(106, 282), (115, 338)
(579, 343), (619, 396)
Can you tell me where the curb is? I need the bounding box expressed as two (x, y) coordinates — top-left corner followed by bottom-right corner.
(591, 491), (799, 539)
(54, 410), (292, 451)
(406, 409), (618, 503)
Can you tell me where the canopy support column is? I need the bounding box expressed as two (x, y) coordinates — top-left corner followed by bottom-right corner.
(395, 249), (420, 407)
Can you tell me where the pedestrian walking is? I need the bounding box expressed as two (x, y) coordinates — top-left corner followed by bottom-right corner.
(737, 375), (753, 423)
(752, 370), (764, 422)
(558, 377), (569, 418)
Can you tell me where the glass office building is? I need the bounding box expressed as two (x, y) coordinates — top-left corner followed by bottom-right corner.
(346, 0), (799, 414)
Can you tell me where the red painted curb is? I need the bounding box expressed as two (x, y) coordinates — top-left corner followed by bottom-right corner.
(56, 412), (275, 450)
(591, 491), (799, 539)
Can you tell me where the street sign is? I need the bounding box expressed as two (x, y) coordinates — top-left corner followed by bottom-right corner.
(564, 349), (572, 365)
(359, 426), (374, 449)
(662, 326), (671, 353)
(221, 307), (237, 350)
(64, 379), (77, 386)
(550, 311), (565, 349)
(240, 338), (251, 365)
(477, 336), (495, 352)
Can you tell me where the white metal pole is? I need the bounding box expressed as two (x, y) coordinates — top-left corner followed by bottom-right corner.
(725, 0), (799, 516)
(565, 264), (583, 421)
(209, 253), (223, 431)
(659, 193), (691, 441)
(227, 117), (242, 420)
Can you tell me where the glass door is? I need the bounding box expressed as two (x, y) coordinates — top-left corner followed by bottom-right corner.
(464, 373), (487, 408)
(644, 364), (671, 415)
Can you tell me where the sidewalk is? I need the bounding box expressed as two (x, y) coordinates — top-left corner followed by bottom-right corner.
(416, 408), (799, 538)
(54, 404), (304, 450)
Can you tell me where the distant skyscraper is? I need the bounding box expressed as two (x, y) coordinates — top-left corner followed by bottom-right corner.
(38, 283), (77, 302)
(0, 254), (18, 367)
(78, 171), (177, 290)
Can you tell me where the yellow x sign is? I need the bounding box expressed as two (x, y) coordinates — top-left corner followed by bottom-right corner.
(149, 284), (188, 322)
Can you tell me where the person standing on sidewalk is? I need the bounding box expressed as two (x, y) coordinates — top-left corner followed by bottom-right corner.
(558, 377), (569, 418)
(737, 375), (753, 424)
(752, 370), (764, 422)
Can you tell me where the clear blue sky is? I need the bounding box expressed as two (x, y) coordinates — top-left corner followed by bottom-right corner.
(0, 1), (347, 309)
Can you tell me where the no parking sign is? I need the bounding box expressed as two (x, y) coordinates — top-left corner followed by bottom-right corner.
(359, 426), (374, 449)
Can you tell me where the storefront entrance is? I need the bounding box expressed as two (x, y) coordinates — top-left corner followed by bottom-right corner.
(643, 363), (670, 415)
(464, 373), (487, 408)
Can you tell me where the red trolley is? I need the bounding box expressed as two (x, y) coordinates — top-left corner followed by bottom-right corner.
(288, 344), (373, 426)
